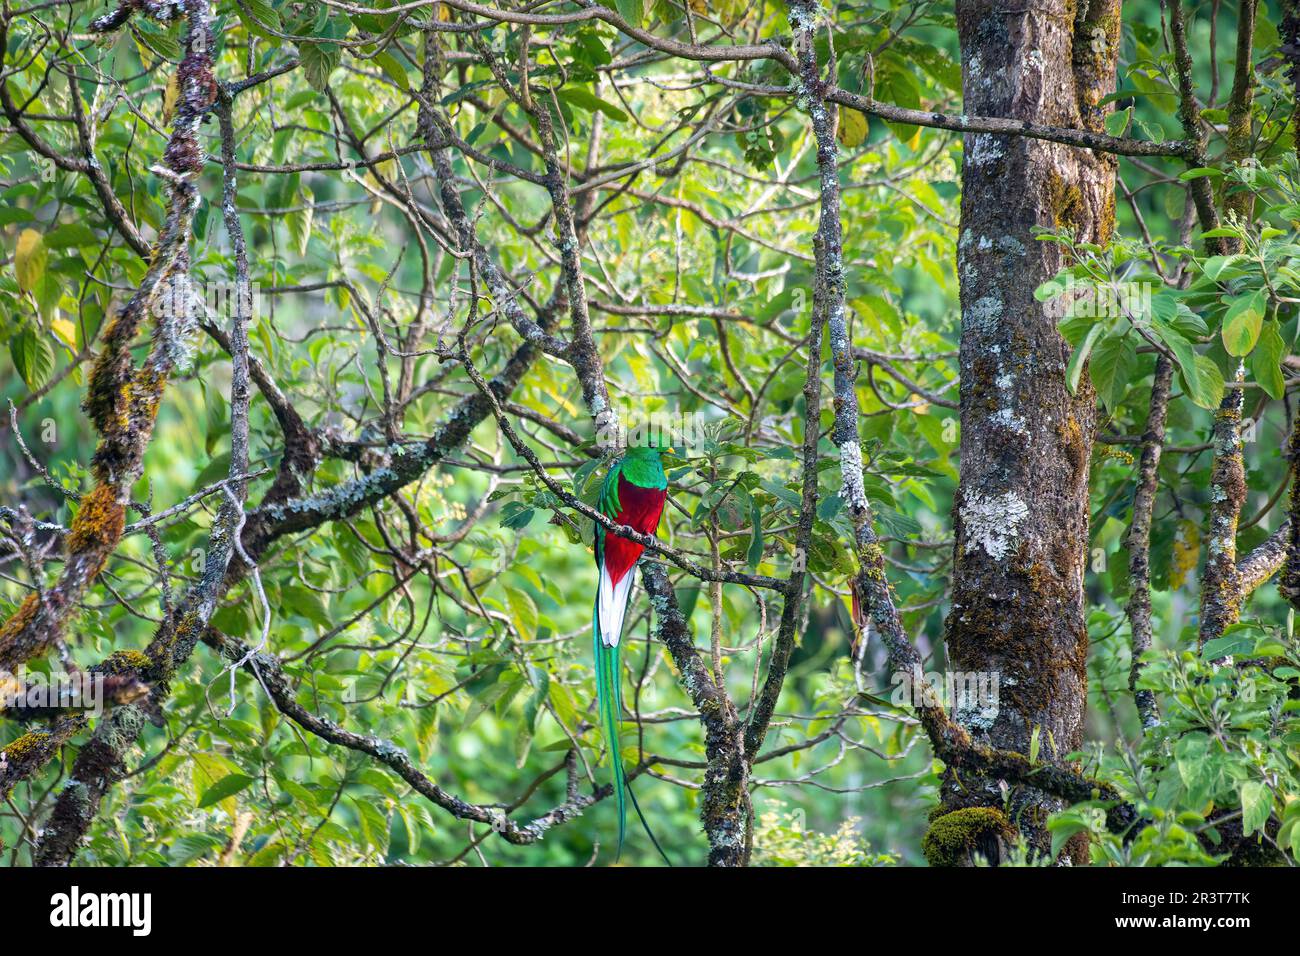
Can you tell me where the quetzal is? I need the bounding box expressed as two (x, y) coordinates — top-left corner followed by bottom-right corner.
(592, 442), (670, 862)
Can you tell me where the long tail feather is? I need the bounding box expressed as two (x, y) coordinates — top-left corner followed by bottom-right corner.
(608, 615), (673, 865)
(592, 623), (627, 858)
(594, 576), (673, 866)
(626, 777), (672, 866)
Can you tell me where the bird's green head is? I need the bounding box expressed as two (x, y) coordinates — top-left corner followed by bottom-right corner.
(625, 442), (670, 460)
(621, 443), (669, 487)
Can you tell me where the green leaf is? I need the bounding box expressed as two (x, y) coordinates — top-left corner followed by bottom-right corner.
(1047, 813), (1092, 860)
(889, 39), (961, 92)
(615, 0), (643, 26)
(1035, 275), (1069, 301)
(299, 42), (341, 92)
(44, 222), (97, 248)
(373, 50), (410, 91)
(875, 52), (923, 143)
(1201, 254), (1243, 281)
(197, 773), (255, 809)
(556, 86), (627, 122)
(350, 796), (391, 853)
(746, 501), (764, 570)
(240, 0), (281, 38)
(397, 806), (422, 855)
(1190, 354), (1225, 408)
(1103, 107), (1131, 137)
(522, 668), (549, 735)
(282, 584), (331, 629)
(11, 327), (54, 392)
(1221, 290), (1266, 356)
(573, 456), (602, 495)
(1240, 781), (1271, 837)
(287, 184), (314, 256)
(1250, 319), (1287, 399)
(499, 501), (536, 530)
(168, 833), (226, 865)
(1201, 632), (1253, 660)
(1153, 325), (1198, 400)
(1089, 334), (1137, 411)
(1175, 733), (1213, 797)
(1066, 323), (1104, 394)
(817, 493), (843, 520)
(506, 587), (538, 640)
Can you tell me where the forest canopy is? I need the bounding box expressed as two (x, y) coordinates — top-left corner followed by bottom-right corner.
(0, 0), (1298, 869)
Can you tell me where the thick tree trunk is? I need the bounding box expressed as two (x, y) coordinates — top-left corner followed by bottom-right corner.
(942, 0), (1119, 861)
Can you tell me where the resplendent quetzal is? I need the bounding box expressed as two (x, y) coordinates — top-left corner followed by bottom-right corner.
(592, 442), (670, 863)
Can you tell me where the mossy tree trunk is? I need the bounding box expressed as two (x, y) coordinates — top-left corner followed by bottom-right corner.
(941, 0), (1120, 862)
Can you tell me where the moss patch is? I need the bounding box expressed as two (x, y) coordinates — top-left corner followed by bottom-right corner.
(922, 807), (1016, 866)
(0, 592), (40, 645)
(1046, 174), (1084, 232)
(2, 730), (51, 763)
(67, 484), (126, 557)
(99, 649), (152, 676)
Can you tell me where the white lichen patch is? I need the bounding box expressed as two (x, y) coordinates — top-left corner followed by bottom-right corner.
(969, 134), (1004, 167)
(956, 697), (1000, 732)
(967, 296), (1001, 332)
(990, 368), (1027, 434)
(839, 440), (869, 512)
(961, 491), (1029, 561)
(991, 407), (1027, 432)
(1021, 49), (1044, 78)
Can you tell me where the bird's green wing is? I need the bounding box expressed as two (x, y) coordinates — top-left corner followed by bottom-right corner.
(594, 458), (622, 568)
(597, 458), (623, 518)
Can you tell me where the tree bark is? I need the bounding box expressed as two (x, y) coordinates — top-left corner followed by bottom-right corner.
(942, 0), (1120, 862)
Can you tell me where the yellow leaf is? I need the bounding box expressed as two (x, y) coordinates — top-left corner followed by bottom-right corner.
(1170, 518), (1199, 590)
(51, 317), (77, 350)
(837, 108), (869, 148)
(162, 74), (180, 126)
(14, 228), (45, 293)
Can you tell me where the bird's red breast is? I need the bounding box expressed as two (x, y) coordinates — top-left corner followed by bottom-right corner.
(602, 474), (667, 586)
